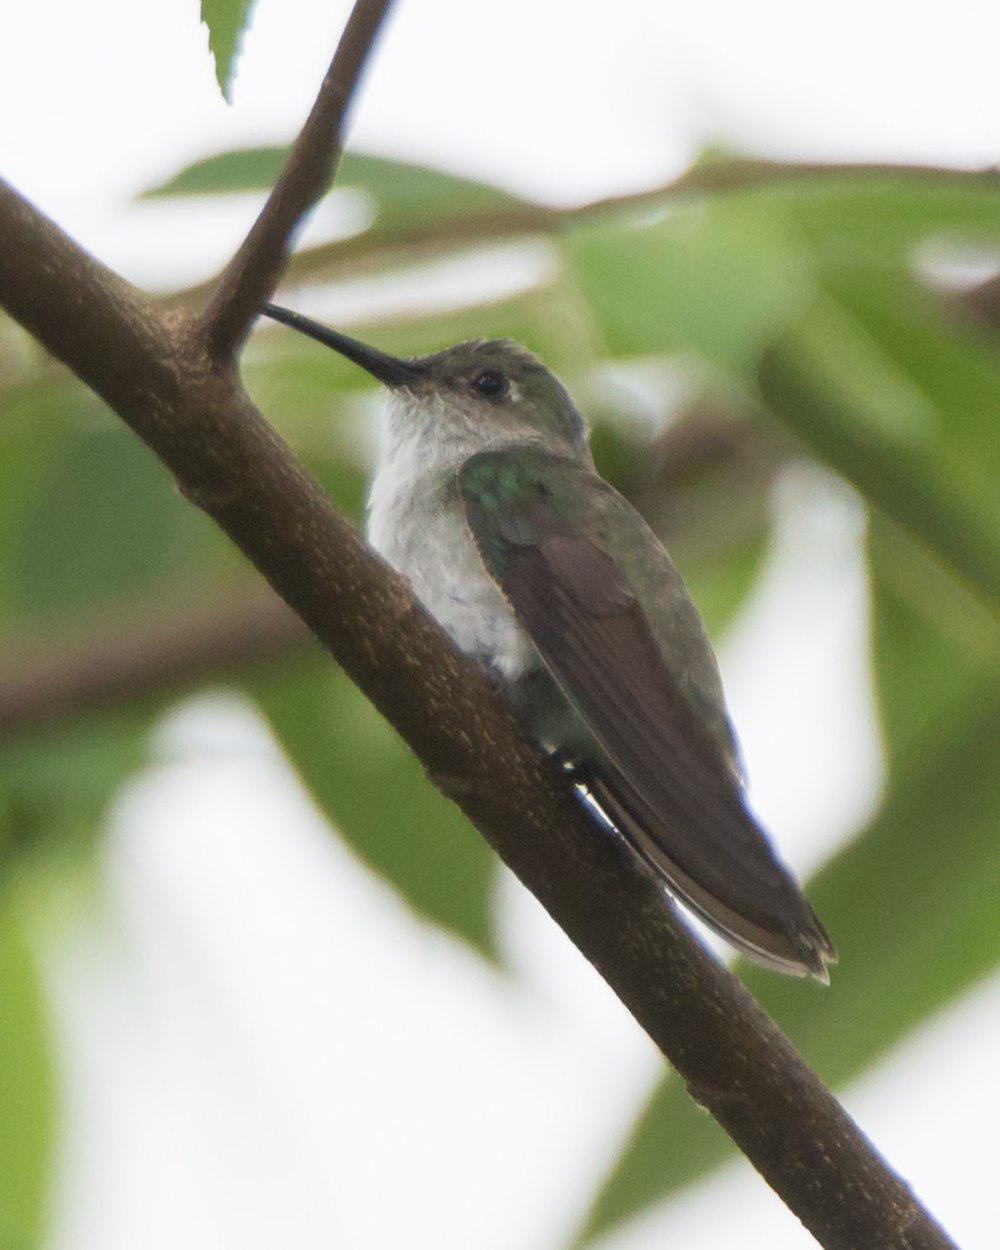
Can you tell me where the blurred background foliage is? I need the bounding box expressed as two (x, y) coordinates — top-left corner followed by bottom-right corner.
(0, 2), (999, 1244)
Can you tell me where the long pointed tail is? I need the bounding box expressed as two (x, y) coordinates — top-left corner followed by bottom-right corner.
(585, 772), (836, 982)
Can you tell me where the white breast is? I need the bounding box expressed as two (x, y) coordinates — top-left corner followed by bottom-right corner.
(366, 419), (536, 680)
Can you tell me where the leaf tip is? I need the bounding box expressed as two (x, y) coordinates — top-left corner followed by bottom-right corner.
(200, 0), (256, 103)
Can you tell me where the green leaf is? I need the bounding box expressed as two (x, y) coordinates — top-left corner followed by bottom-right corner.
(253, 656), (498, 959)
(200, 0), (255, 100)
(746, 171), (1000, 266)
(0, 711), (156, 873)
(144, 145), (528, 233)
(578, 518), (1000, 1245)
(565, 167), (1000, 600)
(563, 195), (813, 382)
(11, 424), (203, 624)
(0, 384), (242, 637)
(0, 708), (158, 1247)
(760, 271), (1000, 604)
(0, 895), (53, 1248)
(869, 520), (1000, 772)
(681, 524), (769, 640)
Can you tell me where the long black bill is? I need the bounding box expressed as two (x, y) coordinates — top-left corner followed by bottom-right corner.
(260, 303), (424, 388)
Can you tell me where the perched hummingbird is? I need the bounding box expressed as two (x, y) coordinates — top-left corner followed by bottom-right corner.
(261, 303), (836, 982)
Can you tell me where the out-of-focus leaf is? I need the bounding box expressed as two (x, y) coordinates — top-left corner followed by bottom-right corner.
(0, 710), (156, 872)
(564, 169), (1000, 598)
(757, 172), (1000, 264)
(0, 385), (242, 636)
(760, 271), (1000, 604)
(588, 398), (775, 640)
(0, 707), (158, 1247)
(564, 195), (813, 382)
(252, 656), (497, 959)
(680, 525), (769, 640)
(0, 892), (53, 1248)
(12, 424), (205, 623)
(869, 521), (999, 771)
(145, 146), (529, 231)
(200, 0), (255, 100)
(578, 517), (1000, 1245)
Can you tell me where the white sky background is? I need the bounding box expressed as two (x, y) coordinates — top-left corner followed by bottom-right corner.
(2, 1), (999, 1247)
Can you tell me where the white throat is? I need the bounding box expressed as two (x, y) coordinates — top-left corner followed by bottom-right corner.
(365, 390), (536, 679)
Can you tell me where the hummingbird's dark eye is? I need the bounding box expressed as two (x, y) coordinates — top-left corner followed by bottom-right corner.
(472, 369), (508, 398)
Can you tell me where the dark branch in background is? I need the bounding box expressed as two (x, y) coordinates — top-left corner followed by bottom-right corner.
(200, 0), (394, 357)
(172, 157), (1000, 307)
(0, 5), (963, 1247)
(0, 592), (306, 739)
(949, 270), (1000, 332)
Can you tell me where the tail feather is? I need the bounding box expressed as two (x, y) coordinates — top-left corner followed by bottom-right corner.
(587, 773), (836, 983)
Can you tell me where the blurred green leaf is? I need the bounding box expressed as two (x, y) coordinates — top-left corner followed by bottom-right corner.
(748, 172), (1000, 266)
(565, 168), (1000, 602)
(0, 710), (156, 871)
(0, 384), (244, 637)
(0, 708), (158, 1248)
(145, 146), (528, 232)
(681, 525), (769, 640)
(578, 517), (1000, 1245)
(12, 424), (205, 623)
(200, 0), (255, 100)
(0, 894), (53, 1248)
(760, 271), (1000, 604)
(564, 195), (813, 382)
(253, 656), (497, 959)
(869, 520), (1000, 771)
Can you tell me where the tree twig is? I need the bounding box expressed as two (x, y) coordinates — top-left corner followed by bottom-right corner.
(0, 8), (960, 1247)
(199, 0), (394, 358)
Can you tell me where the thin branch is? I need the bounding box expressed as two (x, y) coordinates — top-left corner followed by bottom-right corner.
(0, 591), (307, 739)
(0, 20), (963, 1250)
(199, 0), (395, 358)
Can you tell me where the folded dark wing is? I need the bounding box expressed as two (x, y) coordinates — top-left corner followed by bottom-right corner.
(459, 450), (834, 978)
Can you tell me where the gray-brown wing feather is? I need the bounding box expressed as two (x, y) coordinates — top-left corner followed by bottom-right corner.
(460, 454), (833, 977)
(504, 535), (803, 913)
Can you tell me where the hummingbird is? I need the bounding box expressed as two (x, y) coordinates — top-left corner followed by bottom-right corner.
(260, 303), (836, 982)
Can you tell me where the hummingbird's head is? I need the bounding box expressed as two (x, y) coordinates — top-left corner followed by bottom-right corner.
(260, 304), (589, 458)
